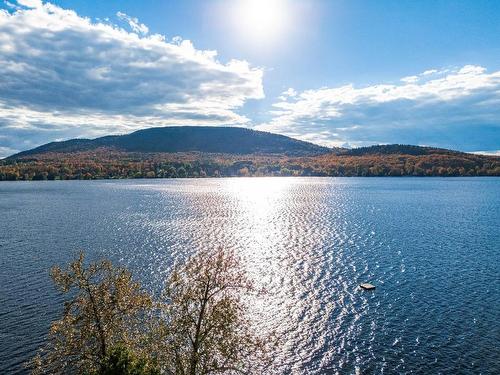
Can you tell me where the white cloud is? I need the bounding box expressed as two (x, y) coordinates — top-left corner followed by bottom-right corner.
(422, 69), (438, 76)
(3, 1), (20, 10)
(0, 145), (17, 158)
(282, 88), (297, 97)
(116, 11), (148, 35)
(16, 0), (41, 7)
(469, 150), (500, 156)
(257, 65), (500, 151)
(401, 75), (419, 84)
(278, 87), (297, 101)
(0, 1), (264, 155)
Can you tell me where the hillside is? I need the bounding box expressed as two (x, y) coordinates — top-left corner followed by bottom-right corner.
(341, 144), (462, 156)
(1, 148), (499, 180)
(8, 126), (331, 159)
(1, 127), (499, 180)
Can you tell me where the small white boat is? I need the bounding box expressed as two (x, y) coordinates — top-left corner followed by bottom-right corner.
(360, 283), (376, 290)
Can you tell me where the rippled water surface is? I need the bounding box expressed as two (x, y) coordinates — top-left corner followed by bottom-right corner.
(1, 178), (499, 374)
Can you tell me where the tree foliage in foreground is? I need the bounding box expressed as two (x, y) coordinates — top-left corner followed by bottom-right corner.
(29, 253), (155, 374)
(28, 248), (272, 375)
(159, 247), (271, 375)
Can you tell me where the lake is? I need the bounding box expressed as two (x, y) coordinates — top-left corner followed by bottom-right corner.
(1, 177), (499, 374)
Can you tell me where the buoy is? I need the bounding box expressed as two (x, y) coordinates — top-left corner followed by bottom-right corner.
(360, 283), (376, 290)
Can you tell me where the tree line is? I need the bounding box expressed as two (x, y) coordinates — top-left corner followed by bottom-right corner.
(1, 151), (499, 180)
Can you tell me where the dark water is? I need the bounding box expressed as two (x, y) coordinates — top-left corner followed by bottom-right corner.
(1, 178), (499, 374)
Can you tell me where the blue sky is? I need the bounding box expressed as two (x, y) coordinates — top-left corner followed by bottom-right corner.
(0, 0), (499, 156)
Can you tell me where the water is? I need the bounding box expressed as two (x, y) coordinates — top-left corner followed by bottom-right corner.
(0, 177), (499, 374)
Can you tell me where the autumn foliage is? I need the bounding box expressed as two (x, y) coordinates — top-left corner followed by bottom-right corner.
(28, 248), (273, 375)
(1, 146), (499, 180)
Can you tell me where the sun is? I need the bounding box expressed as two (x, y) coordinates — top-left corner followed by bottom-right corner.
(230, 0), (290, 44)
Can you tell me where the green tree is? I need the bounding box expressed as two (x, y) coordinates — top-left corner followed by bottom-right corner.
(165, 166), (177, 178)
(99, 345), (159, 375)
(177, 167), (187, 178)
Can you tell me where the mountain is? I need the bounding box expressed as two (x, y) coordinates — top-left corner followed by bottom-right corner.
(1, 127), (499, 180)
(8, 126), (332, 159)
(341, 144), (462, 156)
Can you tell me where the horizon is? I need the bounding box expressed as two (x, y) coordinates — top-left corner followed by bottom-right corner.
(0, 0), (499, 157)
(3, 124), (500, 159)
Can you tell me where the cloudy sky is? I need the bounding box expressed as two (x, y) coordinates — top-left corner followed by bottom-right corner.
(0, 0), (499, 157)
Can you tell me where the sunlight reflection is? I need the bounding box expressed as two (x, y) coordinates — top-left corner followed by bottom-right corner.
(223, 178), (298, 335)
(224, 177), (294, 268)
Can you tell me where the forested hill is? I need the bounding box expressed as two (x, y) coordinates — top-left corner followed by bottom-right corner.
(341, 144), (463, 156)
(1, 127), (499, 180)
(8, 126), (331, 159)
